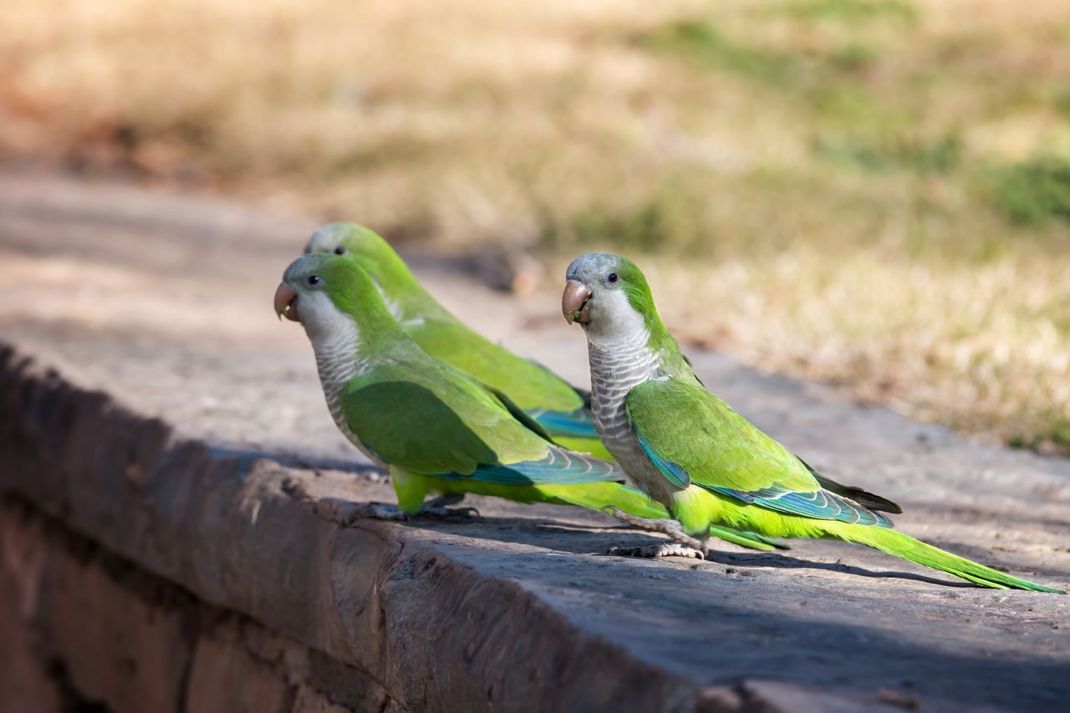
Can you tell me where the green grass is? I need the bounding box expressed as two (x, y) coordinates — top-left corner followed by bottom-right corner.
(1010, 416), (1070, 451)
(638, 20), (800, 88)
(813, 133), (961, 173)
(779, 0), (917, 25)
(993, 158), (1070, 226)
(637, 17), (889, 93)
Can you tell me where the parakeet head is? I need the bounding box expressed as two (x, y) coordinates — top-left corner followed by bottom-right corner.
(562, 252), (660, 344)
(302, 222), (419, 313)
(304, 222), (390, 261)
(275, 252), (391, 344)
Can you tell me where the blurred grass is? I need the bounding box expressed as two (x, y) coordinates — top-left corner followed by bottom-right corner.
(2, 0), (1070, 451)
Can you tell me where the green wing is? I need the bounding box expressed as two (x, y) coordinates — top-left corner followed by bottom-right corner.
(625, 378), (890, 526)
(341, 362), (620, 484)
(405, 317), (586, 415)
(483, 384), (556, 443)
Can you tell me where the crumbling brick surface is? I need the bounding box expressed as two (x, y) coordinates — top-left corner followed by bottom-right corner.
(0, 499), (408, 713)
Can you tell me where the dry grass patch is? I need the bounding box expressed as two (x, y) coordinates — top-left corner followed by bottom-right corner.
(639, 249), (1070, 452)
(2, 0), (1070, 450)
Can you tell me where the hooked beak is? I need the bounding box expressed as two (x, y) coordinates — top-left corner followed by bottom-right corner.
(562, 280), (592, 325)
(274, 282), (300, 322)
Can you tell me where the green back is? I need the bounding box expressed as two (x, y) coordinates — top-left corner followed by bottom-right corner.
(626, 378), (890, 526)
(342, 359), (552, 477)
(626, 378), (819, 495)
(406, 318), (584, 413)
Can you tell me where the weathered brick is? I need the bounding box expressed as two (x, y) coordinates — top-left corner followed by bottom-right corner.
(184, 627), (292, 713)
(40, 534), (194, 713)
(290, 686), (353, 713)
(0, 516), (61, 713)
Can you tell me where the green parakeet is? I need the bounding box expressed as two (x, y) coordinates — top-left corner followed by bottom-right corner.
(303, 222), (606, 458)
(274, 251), (778, 551)
(562, 252), (1062, 592)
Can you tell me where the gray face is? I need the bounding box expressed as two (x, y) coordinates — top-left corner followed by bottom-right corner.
(564, 252), (644, 344)
(275, 254), (340, 340)
(283, 254), (330, 296)
(566, 252), (624, 294)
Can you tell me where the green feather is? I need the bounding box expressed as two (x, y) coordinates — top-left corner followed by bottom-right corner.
(626, 378), (824, 498)
(391, 466), (662, 516)
(827, 523), (1064, 593)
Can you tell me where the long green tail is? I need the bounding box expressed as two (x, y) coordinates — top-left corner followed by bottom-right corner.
(829, 523), (1063, 593)
(541, 483), (787, 552)
(708, 525), (788, 552)
(538, 481), (665, 518)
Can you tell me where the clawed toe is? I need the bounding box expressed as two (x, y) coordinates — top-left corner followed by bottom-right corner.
(608, 542), (707, 560)
(605, 508), (709, 554)
(342, 501), (482, 523)
(348, 502), (409, 522)
(419, 505), (482, 521)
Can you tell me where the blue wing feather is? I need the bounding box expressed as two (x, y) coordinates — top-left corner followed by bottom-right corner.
(529, 408), (599, 439)
(433, 446), (625, 485)
(708, 484), (892, 527)
(635, 432), (691, 489)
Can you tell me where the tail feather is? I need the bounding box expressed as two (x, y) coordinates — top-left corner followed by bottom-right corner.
(543, 484), (789, 552)
(708, 525), (790, 552)
(830, 524), (1063, 593)
(462, 446), (623, 485)
(540, 481), (666, 518)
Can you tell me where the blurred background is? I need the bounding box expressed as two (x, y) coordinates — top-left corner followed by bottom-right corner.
(3, 0), (1069, 453)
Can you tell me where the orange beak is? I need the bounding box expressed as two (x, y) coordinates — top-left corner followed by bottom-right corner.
(562, 280), (592, 325)
(274, 282), (299, 322)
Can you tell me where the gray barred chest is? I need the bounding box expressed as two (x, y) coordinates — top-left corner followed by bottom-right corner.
(314, 344), (384, 466)
(588, 342), (679, 504)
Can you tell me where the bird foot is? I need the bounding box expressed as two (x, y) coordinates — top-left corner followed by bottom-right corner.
(605, 507), (709, 557)
(606, 508), (708, 549)
(608, 542), (706, 560)
(418, 505), (482, 522)
(347, 502), (409, 522)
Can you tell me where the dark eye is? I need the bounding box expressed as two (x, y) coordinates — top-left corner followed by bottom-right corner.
(607, 272), (619, 284)
(333, 246), (346, 255)
(307, 275), (321, 286)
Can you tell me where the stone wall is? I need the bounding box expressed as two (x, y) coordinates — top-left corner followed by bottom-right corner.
(1, 498), (397, 713)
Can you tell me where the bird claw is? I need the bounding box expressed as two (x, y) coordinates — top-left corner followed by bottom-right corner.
(605, 507), (709, 553)
(342, 501), (480, 524)
(608, 542), (707, 560)
(348, 502), (409, 522)
(419, 505), (482, 522)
